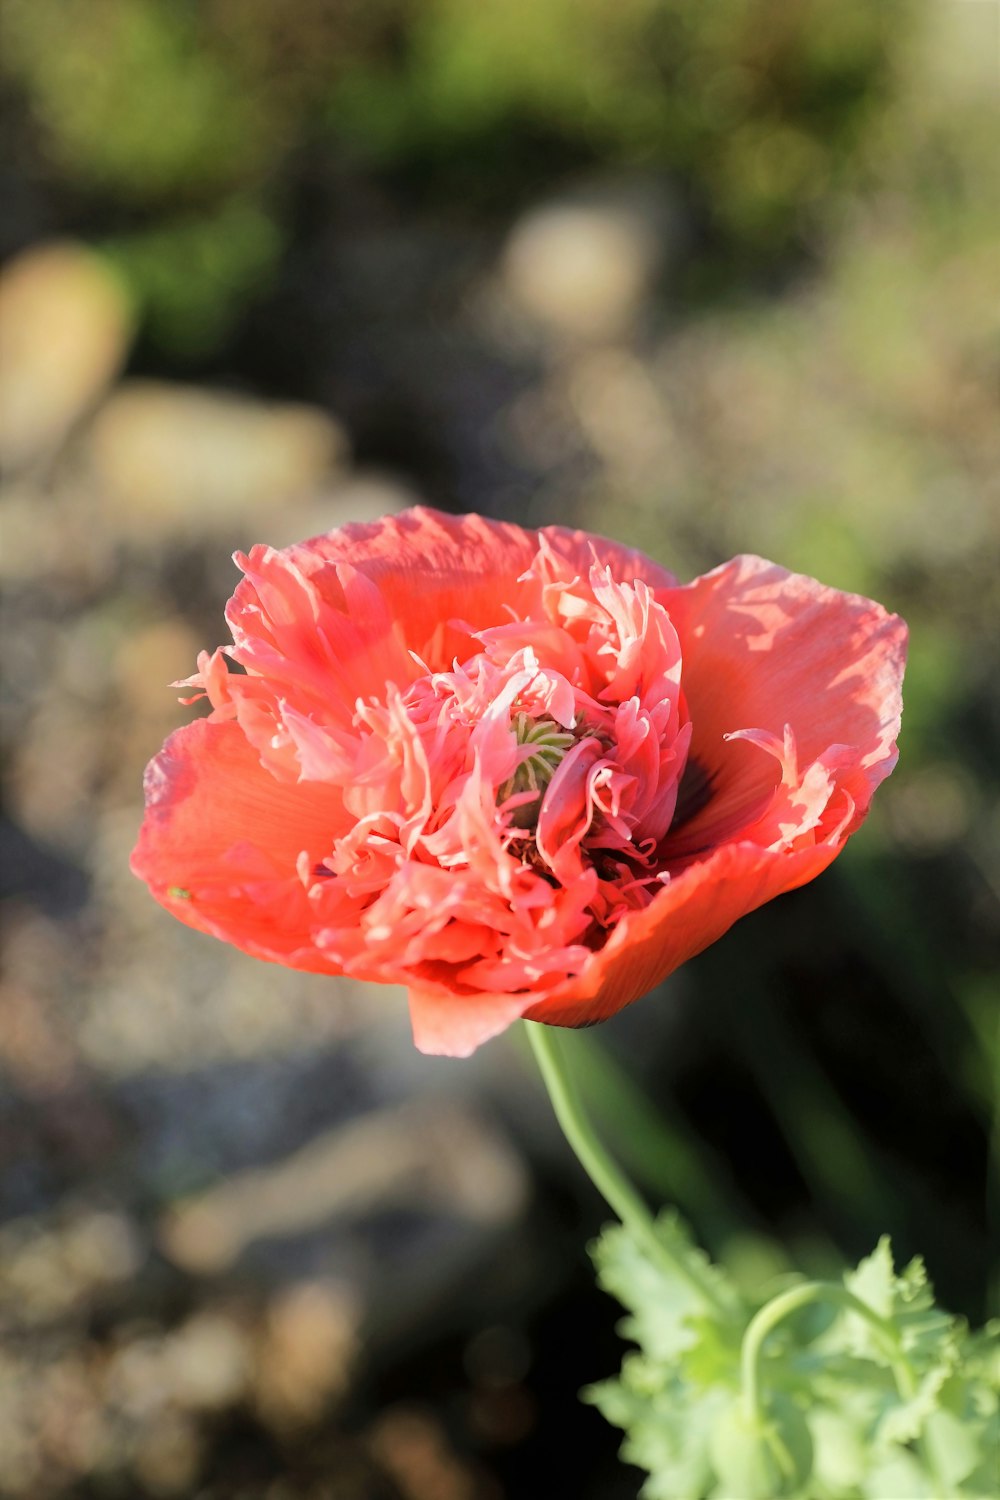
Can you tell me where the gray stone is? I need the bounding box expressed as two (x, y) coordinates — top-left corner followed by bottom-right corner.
(87, 381), (349, 540)
(0, 242), (133, 470)
(501, 181), (675, 342)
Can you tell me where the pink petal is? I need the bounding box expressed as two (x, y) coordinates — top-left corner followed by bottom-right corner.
(660, 555), (906, 854)
(131, 719), (348, 971)
(407, 982), (540, 1057)
(523, 835), (844, 1030)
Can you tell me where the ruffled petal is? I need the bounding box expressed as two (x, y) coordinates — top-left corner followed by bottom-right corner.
(407, 981), (539, 1058)
(660, 555), (906, 856)
(226, 545), (417, 731)
(278, 509), (542, 669)
(131, 718), (348, 971)
(536, 525), (678, 594)
(270, 508), (676, 670)
(521, 834), (843, 1032)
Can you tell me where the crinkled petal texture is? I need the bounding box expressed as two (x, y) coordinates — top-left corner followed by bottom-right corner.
(132, 508), (906, 1056)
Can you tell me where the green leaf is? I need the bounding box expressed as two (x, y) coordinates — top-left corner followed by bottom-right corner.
(590, 1211), (742, 1364)
(841, 1238), (957, 1377)
(924, 1404), (990, 1491)
(586, 1215), (746, 1498)
(844, 1235), (897, 1325)
(809, 1404), (871, 1496)
(861, 1446), (935, 1499)
(816, 1244), (999, 1496)
(586, 1218), (1000, 1500)
(585, 1357), (726, 1500)
(708, 1394), (813, 1499)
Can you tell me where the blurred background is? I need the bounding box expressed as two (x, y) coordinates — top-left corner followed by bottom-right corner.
(1, 1), (997, 1495)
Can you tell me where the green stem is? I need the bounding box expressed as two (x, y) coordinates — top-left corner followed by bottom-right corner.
(741, 1280), (915, 1425)
(742, 1280), (948, 1495)
(525, 1021), (727, 1314)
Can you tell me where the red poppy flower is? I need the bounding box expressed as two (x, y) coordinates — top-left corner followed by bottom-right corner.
(132, 508), (906, 1055)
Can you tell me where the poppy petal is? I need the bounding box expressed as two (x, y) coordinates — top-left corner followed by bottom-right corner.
(522, 835), (843, 1031)
(660, 555), (906, 854)
(131, 718), (347, 971)
(276, 508), (676, 668)
(407, 981), (539, 1058)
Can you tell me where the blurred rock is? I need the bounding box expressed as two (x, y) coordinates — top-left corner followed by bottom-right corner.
(87, 381), (349, 539)
(566, 348), (671, 475)
(163, 1311), (251, 1411)
(61, 1208), (144, 1288)
(105, 1334), (177, 1421)
(7, 686), (107, 851)
(502, 183), (673, 342)
(0, 477), (115, 593)
(0, 1206), (143, 1330)
(112, 616), (206, 785)
(34, 1351), (108, 1482)
(0, 981), (78, 1096)
(160, 1099), (527, 1277)
(254, 1280), (359, 1429)
(3, 598), (178, 864)
(368, 1405), (498, 1500)
(0, 242), (133, 470)
(114, 618), (203, 720)
(131, 1412), (202, 1496)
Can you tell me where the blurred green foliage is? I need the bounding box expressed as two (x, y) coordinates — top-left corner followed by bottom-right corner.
(588, 1220), (1000, 1499)
(330, 0), (897, 238)
(4, 0), (266, 199)
(2, 0), (393, 202)
(2, 0), (395, 350)
(99, 198), (285, 356)
(3, 0), (906, 352)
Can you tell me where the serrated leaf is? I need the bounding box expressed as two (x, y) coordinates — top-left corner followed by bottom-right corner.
(847, 1235), (897, 1323)
(709, 1393), (813, 1499)
(815, 1246), (999, 1495)
(586, 1222), (999, 1500)
(809, 1405), (870, 1496)
(591, 1220), (699, 1363)
(586, 1213), (747, 1498)
(878, 1356), (957, 1447)
(681, 1310), (744, 1388)
(861, 1446), (935, 1499)
(590, 1370), (727, 1500)
(590, 1211), (742, 1365)
(835, 1236), (962, 1387)
(924, 1405), (990, 1491)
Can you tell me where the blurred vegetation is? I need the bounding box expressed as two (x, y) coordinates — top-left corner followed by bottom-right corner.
(4, 0), (907, 350)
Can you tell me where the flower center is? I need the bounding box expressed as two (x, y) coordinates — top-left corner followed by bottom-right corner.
(501, 712), (576, 829)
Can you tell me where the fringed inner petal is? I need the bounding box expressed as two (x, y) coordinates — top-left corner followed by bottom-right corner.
(136, 512), (906, 1056)
(171, 536), (698, 996)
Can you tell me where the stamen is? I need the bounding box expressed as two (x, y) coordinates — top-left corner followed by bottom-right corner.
(500, 712), (576, 828)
